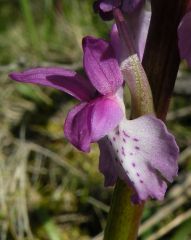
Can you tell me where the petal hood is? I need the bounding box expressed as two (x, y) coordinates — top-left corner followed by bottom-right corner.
(83, 36), (123, 95)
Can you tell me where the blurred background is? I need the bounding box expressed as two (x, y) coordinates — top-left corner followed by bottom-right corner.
(0, 0), (191, 239)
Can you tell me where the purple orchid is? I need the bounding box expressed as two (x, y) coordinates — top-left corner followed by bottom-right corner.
(101, 7), (178, 202)
(10, 37), (124, 153)
(96, 0), (191, 70)
(10, 36), (178, 203)
(94, 0), (144, 20)
(103, 0), (151, 62)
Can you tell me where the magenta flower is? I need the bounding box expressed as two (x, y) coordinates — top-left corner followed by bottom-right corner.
(10, 37), (124, 152)
(94, 0), (144, 20)
(10, 36), (178, 203)
(107, 0), (151, 61)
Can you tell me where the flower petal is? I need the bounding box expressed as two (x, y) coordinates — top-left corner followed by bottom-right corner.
(93, 0), (144, 20)
(108, 115), (179, 202)
(178, 12), (191, 67)
(9, 67), (96, 101)
(122, 0), (144, 13)
(93, 0), (117, 20)
(99, 0), (114, 12)
(90, 96), (124, 141)
(98, 137), (118, 186)
(131, 4), (151, 61)
(111, 3), (151, 62)
(110, 24), (124, 63)
(83, 36), (123, 95)
(64, 96), (123, 152)
(64, 102), (92, 152)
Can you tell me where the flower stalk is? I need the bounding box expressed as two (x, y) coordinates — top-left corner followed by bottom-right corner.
(113, 7), (154, 118)
(104, 7), (153, 240)
(104, 180), (144, 240)
(104, 1), (189, 239)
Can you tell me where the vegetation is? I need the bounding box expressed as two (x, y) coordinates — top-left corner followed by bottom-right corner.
(0, 1), (191, 239)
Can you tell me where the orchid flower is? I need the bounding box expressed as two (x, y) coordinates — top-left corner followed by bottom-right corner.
(10, 37), (124, 153)
(101, 6), (179, 203)
(96, 0), (191, 69)
(95, 0), (151, 62)
(94, 0), (144, 20)
(10, 35), (178, 203)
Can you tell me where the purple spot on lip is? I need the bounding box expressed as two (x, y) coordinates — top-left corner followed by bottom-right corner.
(121, 147), (126, 156)
(133, 138), (139, 142)
(123, 130), (130, 138)
(113, 137), (116, 141)
(136, 173), (140, 177)
(115, 130), (120, 136)
(135, 146), (140, 150)
(132, 163), (136, 167)
(123, 138), (126, 143)
(116, 149), (119, 153)
(140, 180), (144, 184)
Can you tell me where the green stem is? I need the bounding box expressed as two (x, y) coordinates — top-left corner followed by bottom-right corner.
(104, 179), (144, 240)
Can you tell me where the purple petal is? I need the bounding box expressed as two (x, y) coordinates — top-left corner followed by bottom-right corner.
(108, 115), (179, 202)
(93, 0), (117, 20)
(111, 3), (151, 62)
(83, 36), (123, 95)
(98, 137), (118, 186)
(64, 102), (92, 152)
(178, 12), (191, 67)
(110, 24), (123, 62)
(122, 0), (144, 13)
(100, 0), (114, 12)
(9, 67), (96, 101)
(98, 0), (144, 13)
(94, 0), (144, 20)
(91, 96), (124, 141)
(64, 96), (123, 152)
(131, 5), (151, 61)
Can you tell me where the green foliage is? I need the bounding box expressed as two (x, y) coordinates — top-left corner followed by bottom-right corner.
(172, 219), (191, 240)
